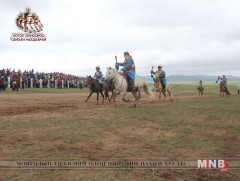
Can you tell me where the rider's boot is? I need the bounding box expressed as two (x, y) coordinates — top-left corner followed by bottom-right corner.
(128, 79), (135, 92)
(161, 83), (166, 92)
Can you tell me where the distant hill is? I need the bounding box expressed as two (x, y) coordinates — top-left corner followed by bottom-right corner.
(136, 75), (240, 82)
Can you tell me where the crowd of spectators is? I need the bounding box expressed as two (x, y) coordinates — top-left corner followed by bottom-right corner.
(0, 68), (84, 90)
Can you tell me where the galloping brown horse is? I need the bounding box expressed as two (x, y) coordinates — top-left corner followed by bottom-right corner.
(84, 76), (105, 104)
(104, 78), (116, 102)
(197, 85), (204, 96)
(219, 82), (230, 97)
(154, 78), (173, 102)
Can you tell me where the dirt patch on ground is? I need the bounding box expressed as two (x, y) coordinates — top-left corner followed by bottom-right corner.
(0, 91), (239, 180)
(0, 92), (220, 117)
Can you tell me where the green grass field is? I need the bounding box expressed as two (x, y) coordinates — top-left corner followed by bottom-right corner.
(0, 83), (240, 180)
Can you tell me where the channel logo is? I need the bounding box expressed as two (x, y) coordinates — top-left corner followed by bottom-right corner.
(198, 160), (228, 171)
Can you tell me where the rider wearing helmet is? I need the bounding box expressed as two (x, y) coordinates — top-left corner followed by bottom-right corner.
(94, 66), (103, 88)
(115, 51), (136, 91)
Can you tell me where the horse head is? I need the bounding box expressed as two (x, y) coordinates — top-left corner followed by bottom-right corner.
(84, 75), (93, 88)
(105, 67), (115, 80)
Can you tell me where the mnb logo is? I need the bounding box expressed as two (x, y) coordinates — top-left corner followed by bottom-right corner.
(198, 160), (228, 171)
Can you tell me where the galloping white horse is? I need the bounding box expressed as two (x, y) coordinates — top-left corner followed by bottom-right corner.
(105, 67), (154, 107)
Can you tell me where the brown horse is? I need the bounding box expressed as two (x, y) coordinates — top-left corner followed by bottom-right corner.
(84, 76), (105, 104)
(197, 85), (204, 96)
(104, 78), (116, 102)
(83, 76), (116, 103)
(154, 79), (173, 102)
(220, 82), (230, 97)
(0, 79), (8, 91)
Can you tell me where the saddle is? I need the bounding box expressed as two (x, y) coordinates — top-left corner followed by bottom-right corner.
(96, 79), (103, 89)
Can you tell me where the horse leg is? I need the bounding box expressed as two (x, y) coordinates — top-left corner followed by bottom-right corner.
(97, 92), (99, 104)
(131, 91), (137, 107)
(167, 90), (173, 101)
(104, 90), (108, 100)
(85, 91), (93, 102)
(112, 89), (118, 102)
(109, 91), (114, 102)
(100, 91), (104, 104)
(122, 91), (130, 103)
(162, 90), (166, 102)
(131, 90), (141, 107)
(136, 90), (141, 103)
(112, 89), (119, 107)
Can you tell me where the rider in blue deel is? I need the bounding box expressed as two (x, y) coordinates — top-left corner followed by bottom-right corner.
(151, 66), (166, 91)
(115, 51), (136, 91)
(94, 66), (103, 88)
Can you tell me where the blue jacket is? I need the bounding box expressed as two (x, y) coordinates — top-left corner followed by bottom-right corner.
(115, 58), (136, 79)
(151, 70), (166, 79)
(151, 70), (166, 85)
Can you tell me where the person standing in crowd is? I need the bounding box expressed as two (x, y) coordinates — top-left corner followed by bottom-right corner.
(21, 76), (25, 89)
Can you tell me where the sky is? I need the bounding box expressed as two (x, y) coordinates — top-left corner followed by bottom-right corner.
(1, 0), (240, 77)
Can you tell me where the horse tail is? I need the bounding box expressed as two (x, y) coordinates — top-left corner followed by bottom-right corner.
(143, 83), (155, 101)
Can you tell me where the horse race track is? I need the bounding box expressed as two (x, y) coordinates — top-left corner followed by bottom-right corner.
(0, 84), (240, 181)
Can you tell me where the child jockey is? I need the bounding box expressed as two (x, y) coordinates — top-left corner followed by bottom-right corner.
(94, 66), (103, 88)
(151, 66), (166, 91)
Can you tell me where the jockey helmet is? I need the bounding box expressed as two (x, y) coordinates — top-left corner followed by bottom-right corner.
(96, 66), (100, 70)
(124, 51), (129, 56)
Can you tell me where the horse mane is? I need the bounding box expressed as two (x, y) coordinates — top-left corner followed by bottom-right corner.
(118, 71), (124, 76)
(110, 67), (123, 76)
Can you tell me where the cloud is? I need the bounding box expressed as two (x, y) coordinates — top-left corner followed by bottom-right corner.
(1, 0), (240, 76)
